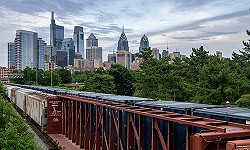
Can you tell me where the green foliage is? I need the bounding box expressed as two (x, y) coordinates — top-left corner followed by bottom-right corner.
(0, 82), (7, 99)
(236, 94), (250, 108)
(58, 69), (72, 84)
(43, 70), (60, 86)
(0, 96), (38, 149)
(108, 64), (134, 96)
(77, 69), (116, 94)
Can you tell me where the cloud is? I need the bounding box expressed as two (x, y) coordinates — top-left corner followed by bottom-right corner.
(172, 31), (238, 41)
(0, 0), (250, 67)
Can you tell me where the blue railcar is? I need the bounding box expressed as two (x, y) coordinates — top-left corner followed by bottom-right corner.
(134, 101), (219, 150)
(193, 107), (250, 125)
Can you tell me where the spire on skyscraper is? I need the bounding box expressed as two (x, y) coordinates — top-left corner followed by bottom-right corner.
(117, 28), (129, 51)
(139, 34), (149, 52)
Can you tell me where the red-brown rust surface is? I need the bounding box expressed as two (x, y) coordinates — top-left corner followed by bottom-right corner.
(226, 139), (250, 150)
(47, 96), (62, 134)
(48, 134), (81, 150)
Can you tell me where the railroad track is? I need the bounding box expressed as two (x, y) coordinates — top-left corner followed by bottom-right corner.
(13, 104), (58, 150)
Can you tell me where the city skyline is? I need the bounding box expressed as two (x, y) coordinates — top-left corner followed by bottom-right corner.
(0, 0), (249, 67)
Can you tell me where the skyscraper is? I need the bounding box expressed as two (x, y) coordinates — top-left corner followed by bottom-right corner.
(86, 47), (102, 61)
(44, 45), (53, 63)
(86, 33), (102, 67)
(117, 27), (129, 51)
(62, 38), (75, 66)
(37, 38), (45, 70)
(56, 50), (67, 68)
(15, 30), (38, 70)
(139, 34), (149, 52)
(73, 26), (84, 58)
(50, 12), (64, 51)
(116, 28), (131, 68)
(8, 42), (15, 68)
(86, 33), (98, 47)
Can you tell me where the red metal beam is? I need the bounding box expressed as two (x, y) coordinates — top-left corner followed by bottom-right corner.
(57, 95), (250, 150)
(58, 95), (250, 134)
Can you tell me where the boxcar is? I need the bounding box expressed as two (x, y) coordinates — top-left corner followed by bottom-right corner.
(193, 107), (250, 125)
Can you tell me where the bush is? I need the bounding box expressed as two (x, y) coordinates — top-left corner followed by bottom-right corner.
(0, 98), (38, 149)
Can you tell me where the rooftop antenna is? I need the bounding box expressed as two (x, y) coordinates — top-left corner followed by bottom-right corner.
(122, 25), (124, 33)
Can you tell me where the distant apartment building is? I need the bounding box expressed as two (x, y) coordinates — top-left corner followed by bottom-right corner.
(50, 12), (64, 50)
(152, 48), (160, 60)
(74, 59), (91, 69)
(108, 52), (116, 63)
(15, 30), (38, 70)
(169, 51), (186, 60)
(103, 61), (114, 69)
(8, 42), (15, 68)
(37, 38), (45, 70)
(139, 34), (149, 52)
(62, 38), (75, 66)
(94, 59), (103, 68)
(131, 57), (143, 70)
(44, 62), (56, 71)
(0, 67), (15, 83)
(73, 26), (84, 58)
(162, 50), (169, 58)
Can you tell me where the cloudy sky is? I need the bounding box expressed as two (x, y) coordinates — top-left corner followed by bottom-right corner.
(0, 0), (249, 67)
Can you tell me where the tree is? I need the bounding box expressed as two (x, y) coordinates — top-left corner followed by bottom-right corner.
(108, 64), (134, 96)
(232, 30), (250, 67)
(79, 73), (116, 94)
(58, 69), (72, 84)
(43, 70), (60, 86)
(236, 94), (250, 108)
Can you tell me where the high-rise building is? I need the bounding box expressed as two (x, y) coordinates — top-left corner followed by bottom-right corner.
(152, 48), (160, 60)
(116, 28), (131, 68)
(62, 38), (75, 66)
(108, 52), (116, 63)
(8, 42), (15, 68)
(162, 50), (169, 58)
(117, 27), (129, 51)
(86, 47), (102, 67)
(74, 52), (82, 59)
(44, 45), (53, 63)
(86, 33), (102, 67)
(37, 38), (45, 70)
(73, 26), (84, 58)
(116, 51), (131, 69)
(50, 12), (64, 50)
(56, 50), (67, 68)
(139, 34), (149, 52)
(86, 33), (98, 47)
(15, 30), (38, 70)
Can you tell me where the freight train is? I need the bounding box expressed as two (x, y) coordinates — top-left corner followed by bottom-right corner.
(5, 84), (250, 150)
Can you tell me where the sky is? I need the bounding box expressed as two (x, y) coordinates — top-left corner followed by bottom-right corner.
(0, 0), (249, 67)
